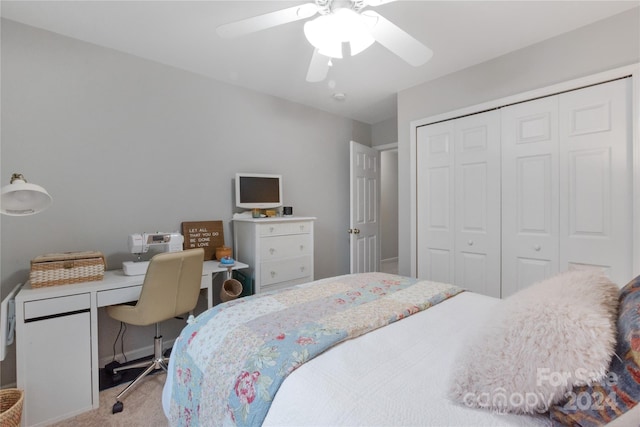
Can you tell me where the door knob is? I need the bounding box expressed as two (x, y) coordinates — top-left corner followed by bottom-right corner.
(354, 229), (360, 234)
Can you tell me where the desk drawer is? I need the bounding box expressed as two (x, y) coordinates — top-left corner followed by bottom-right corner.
(97, 285), (142, 307)
(23, 293), (90, 321)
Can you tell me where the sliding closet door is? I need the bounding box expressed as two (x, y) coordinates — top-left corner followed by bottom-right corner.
(416, 121), (455, 283)
(417, 76), (633, 296)
(454, 111), (501, 297)
(417, 111), (501, 295)
(559, 78), (632, 286)
(501, 96), (560, 297)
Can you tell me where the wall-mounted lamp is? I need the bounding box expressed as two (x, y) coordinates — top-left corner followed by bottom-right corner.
(0, 173), (53, 216)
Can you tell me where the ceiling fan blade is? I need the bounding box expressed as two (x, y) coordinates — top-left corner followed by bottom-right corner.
(362, 10), (433, 67)
(217, 3), (319, 38)
(306, 49), (331, 82)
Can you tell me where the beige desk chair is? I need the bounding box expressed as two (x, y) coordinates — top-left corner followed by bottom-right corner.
(106, 248), (205, 414)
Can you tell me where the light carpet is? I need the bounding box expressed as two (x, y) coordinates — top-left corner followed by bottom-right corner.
(51, 373), (168, 426)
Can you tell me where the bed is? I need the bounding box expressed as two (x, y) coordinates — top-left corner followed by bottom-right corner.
(162, 272), (640, 426)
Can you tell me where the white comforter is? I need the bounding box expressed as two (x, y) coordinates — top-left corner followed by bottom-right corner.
(263, 291), (550, 426)
(164, 290), (550, 426)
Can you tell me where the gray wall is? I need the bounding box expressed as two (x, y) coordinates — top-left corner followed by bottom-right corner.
(371, 116), (398, 147)
(397, 7), (640, 275)
(0, 19), (371, 386)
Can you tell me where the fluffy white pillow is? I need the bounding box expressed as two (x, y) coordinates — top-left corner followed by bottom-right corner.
(449, 269), (619, 414)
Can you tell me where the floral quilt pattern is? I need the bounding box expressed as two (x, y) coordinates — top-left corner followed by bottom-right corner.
(167, 272), (463, 426)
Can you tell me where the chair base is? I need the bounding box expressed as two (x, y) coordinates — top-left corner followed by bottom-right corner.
(111, 329), (168, 414)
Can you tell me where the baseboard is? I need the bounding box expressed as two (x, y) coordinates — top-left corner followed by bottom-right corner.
(99, 337), (176, 368)
(0, 382), (17, 389)
(381, 257), (398, 264)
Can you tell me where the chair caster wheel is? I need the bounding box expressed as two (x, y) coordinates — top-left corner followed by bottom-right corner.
(111, 372), (122, 383)
(105, 360), (121, 375)
(112, 401), (123, 414)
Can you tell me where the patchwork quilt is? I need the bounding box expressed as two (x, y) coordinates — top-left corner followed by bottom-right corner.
(167, 272), (463, 426)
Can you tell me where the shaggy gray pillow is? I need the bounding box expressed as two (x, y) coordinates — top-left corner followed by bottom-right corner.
(449, 270), (619, 415)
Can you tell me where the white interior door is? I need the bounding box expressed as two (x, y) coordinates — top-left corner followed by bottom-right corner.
(501, 96), (560, 297)
(416, 121), (455, 282)
(349, 140), (380, 273)
(453, 111), (501, 297)
(559, 78), (632, 285)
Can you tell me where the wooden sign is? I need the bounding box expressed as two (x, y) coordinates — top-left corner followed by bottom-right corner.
(181, 221), (225, 260)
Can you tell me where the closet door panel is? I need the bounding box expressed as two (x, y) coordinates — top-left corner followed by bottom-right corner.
(417, 121), (455, 282)
(559, 78), (632, 286)
(454, 111), (501, 297)
(501, 96), (559, 297)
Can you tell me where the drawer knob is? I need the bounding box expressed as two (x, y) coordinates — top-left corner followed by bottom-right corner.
(300, 266), (305, 272)
(299, 245), (304, 251)
(300, 225), (305, 231)
(467, 240), (473, 246)
(269, 227), (275, 233)
(271, 271), (277, 278)
(269, 248), (276, 255)
(533, 245), (541, 251)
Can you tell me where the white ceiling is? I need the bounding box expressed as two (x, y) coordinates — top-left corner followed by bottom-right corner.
(2, 1), (638, 124)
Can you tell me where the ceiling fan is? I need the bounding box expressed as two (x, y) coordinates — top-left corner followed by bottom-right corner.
(216, 0), (433, 82)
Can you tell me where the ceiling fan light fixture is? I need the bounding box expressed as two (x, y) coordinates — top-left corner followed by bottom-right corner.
(304, 7), (374, 59)
(304, 16), (343, 58)
(335, 8), (375, 55)
(349, 33), (375, 56)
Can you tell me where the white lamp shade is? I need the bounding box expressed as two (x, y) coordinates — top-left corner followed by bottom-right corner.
(304, 16), (343, 58)
(335, 8), (375, 56)
(1, 177), (52, 216)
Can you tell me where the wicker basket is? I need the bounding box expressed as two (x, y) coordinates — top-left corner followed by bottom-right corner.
(0, 389), (24, 427)
(220, 279), (243, 302)
(30, 251), (106, 288)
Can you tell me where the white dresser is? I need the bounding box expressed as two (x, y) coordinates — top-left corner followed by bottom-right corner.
(233, 217), (315, 293)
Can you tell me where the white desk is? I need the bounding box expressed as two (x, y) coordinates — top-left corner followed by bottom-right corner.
(15, 260), (248, 426)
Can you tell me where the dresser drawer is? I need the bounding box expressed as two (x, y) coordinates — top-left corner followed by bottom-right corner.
(261, 276), (312, 293)
(259, 221), (312, 237)
(260, 256), (313, 286)
(260, 234), (312, 260)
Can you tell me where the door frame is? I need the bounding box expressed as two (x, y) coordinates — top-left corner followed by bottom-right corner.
(409, 63), (640, 279)
(376, 143), (398, 273)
